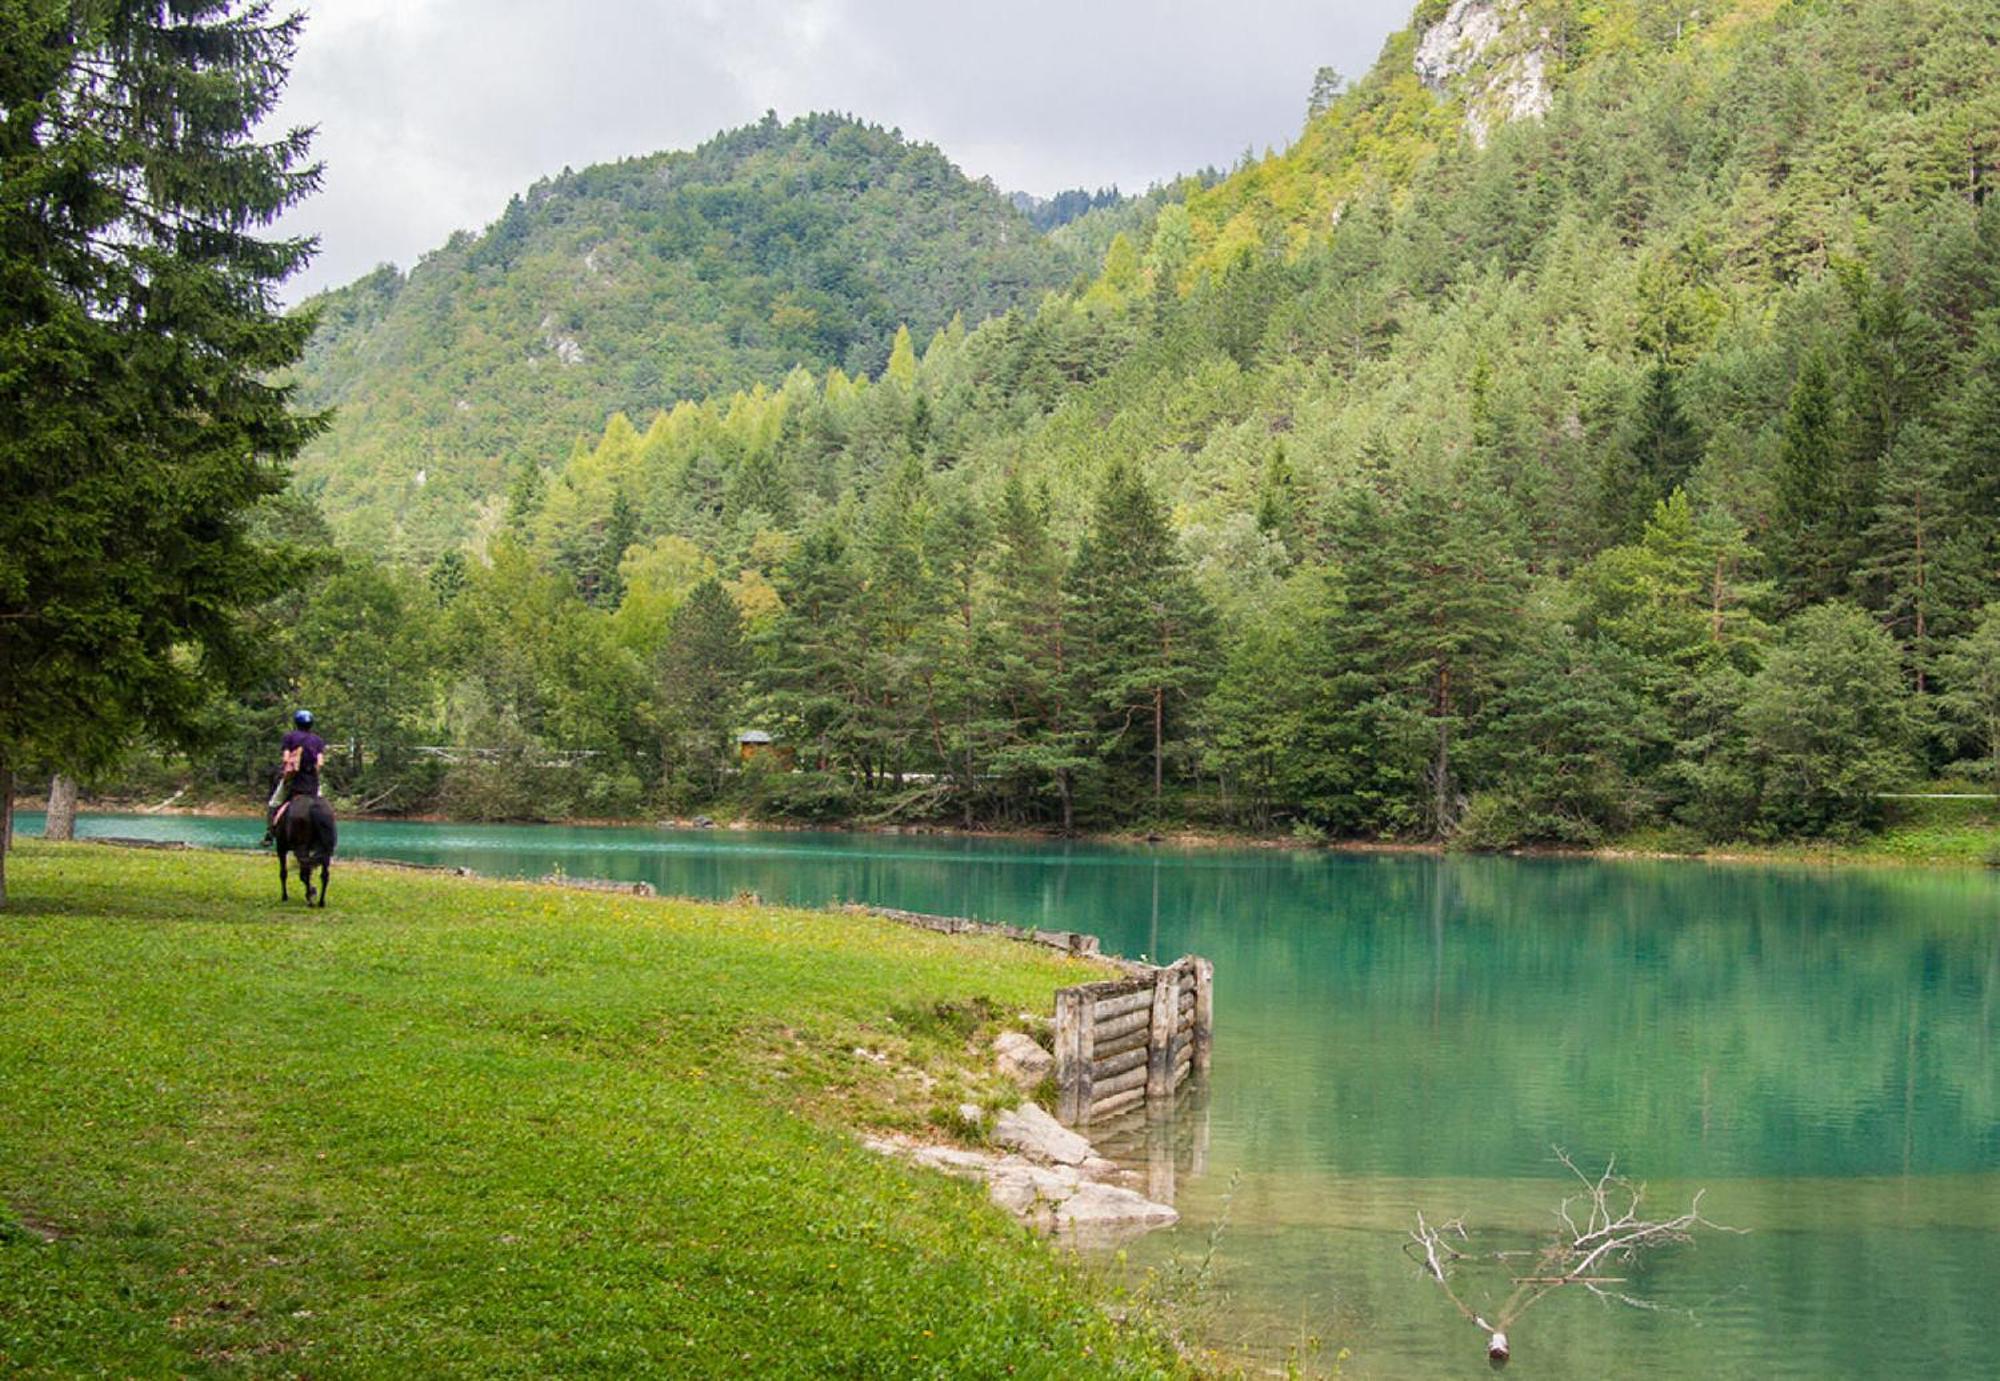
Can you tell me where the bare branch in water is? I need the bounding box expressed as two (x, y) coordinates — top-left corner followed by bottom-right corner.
(1406, 1147), (1746, 1364)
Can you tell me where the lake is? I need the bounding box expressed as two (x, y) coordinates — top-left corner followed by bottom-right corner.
(22, 811), (2000, 1377)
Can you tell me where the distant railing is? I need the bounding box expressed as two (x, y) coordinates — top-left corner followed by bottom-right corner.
(1052, 955), (1212, 1125)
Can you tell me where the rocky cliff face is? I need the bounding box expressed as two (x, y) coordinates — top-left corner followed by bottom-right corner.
(1414, 0), (1554, 147)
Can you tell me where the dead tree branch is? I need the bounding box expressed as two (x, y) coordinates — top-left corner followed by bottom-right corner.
(1405, 1147), (1745, 1363)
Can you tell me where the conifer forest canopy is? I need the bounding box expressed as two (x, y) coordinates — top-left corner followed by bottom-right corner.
(107, 0), (2000, 845)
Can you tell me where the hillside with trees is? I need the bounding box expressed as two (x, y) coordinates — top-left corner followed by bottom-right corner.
(196, 0), (2000, 848)
(287, 113), (1128, 559)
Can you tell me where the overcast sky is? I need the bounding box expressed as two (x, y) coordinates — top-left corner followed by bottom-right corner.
(269, 0), (1415, 301)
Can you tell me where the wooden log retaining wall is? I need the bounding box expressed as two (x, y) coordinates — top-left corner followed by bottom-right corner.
(1053, 955), (1213, 1125)
(843, 904), (1103, 958)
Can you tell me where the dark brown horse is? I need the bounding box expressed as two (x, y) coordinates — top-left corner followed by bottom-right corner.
(276, 794), (337, 907)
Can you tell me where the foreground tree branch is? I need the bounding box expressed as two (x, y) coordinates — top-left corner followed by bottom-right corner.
(1405, 1147), (1744, 1363)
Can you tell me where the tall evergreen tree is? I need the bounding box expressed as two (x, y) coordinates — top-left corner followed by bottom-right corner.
(984, 474), (1091, 830)
(0, 0), (323, 904)
(909, 489), (1001, 826)
(1948, 314), (2000, 582)
(723, 444), (795, 529)
(1254, 441), (1304, 561)
(1066, 461), (1217, 817)
(1937, 605), (2000, 786)
(1334, 482), (1529, 836)
(1857, 424), (1983, 693)
(657, 577), (747, 797)
(1598, 361), (1703, 545)
(758, 520), (866, 776)
(1205, 565), (1365, 832)
(1769, 349), (1852, 607)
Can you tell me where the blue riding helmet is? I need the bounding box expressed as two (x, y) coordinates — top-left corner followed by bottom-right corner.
(293, 710), (314, 728)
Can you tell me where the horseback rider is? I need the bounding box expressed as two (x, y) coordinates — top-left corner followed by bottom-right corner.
(261, 709), (327, 847)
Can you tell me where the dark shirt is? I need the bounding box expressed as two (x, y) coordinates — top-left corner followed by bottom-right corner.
(281, 729), (326, 795)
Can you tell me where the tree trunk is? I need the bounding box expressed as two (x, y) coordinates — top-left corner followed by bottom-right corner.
(0, 750), (13, 909)
(1913, 507), (1928, 695)
(1432, 668), (1454, 837)
(45, 773), (79, 841)
(1153, 686), (1165, 812)
(1059, 768), (1074, 835)
(1711, 555), (1726, 645)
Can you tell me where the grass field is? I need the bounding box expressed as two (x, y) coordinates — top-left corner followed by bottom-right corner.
(0, 842), (1182, 1378)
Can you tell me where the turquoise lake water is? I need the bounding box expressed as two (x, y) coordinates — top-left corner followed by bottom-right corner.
(24, 811), (2000, 1377)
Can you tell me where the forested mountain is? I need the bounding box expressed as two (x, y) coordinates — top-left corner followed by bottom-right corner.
(288, 113), (1111, 558)
(232, 0), (2000, 844)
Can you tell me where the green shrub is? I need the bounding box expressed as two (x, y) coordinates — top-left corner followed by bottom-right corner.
(1453, 792), (1527, 852)
(745, 768), (857, 823)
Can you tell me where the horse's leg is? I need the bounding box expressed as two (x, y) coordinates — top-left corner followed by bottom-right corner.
(279, 847), (290, 902)
(317, 859), (330, 908)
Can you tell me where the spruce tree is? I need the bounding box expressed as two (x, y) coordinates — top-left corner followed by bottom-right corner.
(657, 578), (747, 798)
(1948, 316), (2000, 581)
(758, 520), (865, 777)
(1769, 350), (1852, 607)
(1857, 424), (1983, 693)
(984, 474), (1091, 830)
(1333, 481), (1528, 837)
(1066, 461), (1216, 818)
(0, 0), (322, 904)
(1937, 605), (2000, 787)
(1597, 363), (1703, 547)
(1254, 441), (1303, 560)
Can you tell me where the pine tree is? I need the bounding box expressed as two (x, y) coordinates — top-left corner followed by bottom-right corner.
(1066, 462), (1217, 818)
(1857, 424), (1983, 693)
(1948, 314), (2000, 581)
(984, 474), (1091, 830)
(1254, 441), (1303, 560)
(505, 463), (550, 531)
(1333, 482), (1529, 836)
(1597, 363), (1703, 546)
(1305, 66), (1346, 123)
(1468, 621), (1654, 845)
(758, 519), (866, 777)
(1769, 349), (1851, 607)
(910, 490), (1002, 826)
(590, 492), (639, 607)
(1937, 605), (2000, 786)
(723, 444), (795, 529)
(657, 578), (747, 797)
(0, 0), (323, 904)
(1577, 490), (1768, 679)
(857, 454), (940, 784)
(1205, 565), (1363, 831)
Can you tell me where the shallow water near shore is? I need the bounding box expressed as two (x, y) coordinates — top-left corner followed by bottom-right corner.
(26, 812), (2000, 1378)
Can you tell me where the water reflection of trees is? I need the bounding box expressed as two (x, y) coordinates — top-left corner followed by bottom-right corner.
(1135, 857), (2000, 1180)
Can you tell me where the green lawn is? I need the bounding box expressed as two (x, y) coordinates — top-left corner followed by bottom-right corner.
(0, 843), (1180, 1378)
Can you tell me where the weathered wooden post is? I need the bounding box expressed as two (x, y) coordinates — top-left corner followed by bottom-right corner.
(1054, 986), (1094, 1125)
(1192, 955), (1214, 1075)
(1145, 965), (1177, 1109)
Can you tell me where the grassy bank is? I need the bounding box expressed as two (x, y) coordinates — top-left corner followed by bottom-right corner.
(0, 843), (1181, 1378)
(1611, 793), (2000, 869)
